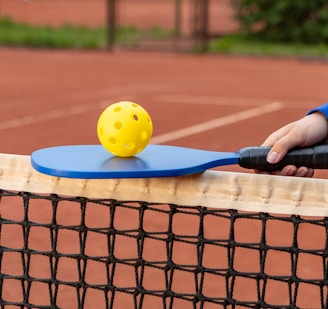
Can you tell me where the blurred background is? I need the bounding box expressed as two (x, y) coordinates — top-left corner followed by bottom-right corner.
(0, 0), (236, 52)
(1, 0), (328, 56)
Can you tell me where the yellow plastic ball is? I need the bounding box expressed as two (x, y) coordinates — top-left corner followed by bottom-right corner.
(97, 101), (153, 157)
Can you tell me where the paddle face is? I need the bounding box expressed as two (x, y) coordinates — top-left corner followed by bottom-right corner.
(31, 145), (239, 179)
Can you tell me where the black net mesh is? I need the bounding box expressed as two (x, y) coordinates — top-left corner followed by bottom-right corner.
(0, 189), (327, 308)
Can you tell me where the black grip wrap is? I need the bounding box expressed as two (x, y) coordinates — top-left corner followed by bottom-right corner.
(238, 145), (328, 171)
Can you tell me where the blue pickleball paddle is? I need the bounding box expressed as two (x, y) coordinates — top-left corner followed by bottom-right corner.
(31, 144), (328, 179)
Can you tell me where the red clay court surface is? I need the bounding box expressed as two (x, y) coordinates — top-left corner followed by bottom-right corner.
(0, 0), (237, 33)
(1, 48), (328, 178)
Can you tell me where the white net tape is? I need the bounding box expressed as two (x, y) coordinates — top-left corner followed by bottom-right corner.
(1, 153), (327, 216)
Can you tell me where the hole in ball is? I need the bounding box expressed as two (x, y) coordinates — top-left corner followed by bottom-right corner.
(114, 107), (121, 112)
(133, 114), (139, 121)
(114, 122), (122, 130)
(98, 128), (104, 136)
(109, 137), (116, 144)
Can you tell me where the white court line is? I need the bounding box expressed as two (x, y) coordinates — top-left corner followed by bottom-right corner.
(158, 94), (275, 106)
(0, 96), (283, 135)
(150, 102), (284, 144)
(0, 83), (167, 110)
(0, 98), (125, 131)
(158, 94), (316, 108)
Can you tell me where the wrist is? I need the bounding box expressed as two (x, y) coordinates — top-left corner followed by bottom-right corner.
(311, 112), (328, 142)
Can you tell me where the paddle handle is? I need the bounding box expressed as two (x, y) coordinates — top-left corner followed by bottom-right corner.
(238, 145), (328, 171)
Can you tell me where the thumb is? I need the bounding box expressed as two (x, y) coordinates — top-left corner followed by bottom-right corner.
(266, 135), (302, 164)
(266, 148), (286, 164)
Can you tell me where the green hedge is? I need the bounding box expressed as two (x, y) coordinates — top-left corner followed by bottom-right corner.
(0, 17), (107, 49)
(232, 0), (328, 43)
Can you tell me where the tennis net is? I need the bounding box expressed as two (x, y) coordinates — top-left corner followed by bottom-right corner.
(1, 153), (328, 308)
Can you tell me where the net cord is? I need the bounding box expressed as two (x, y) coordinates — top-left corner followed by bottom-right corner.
(0, 153), (327, 216)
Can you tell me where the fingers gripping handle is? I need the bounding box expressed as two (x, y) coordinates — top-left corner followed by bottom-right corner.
(238, 145), (328, 171)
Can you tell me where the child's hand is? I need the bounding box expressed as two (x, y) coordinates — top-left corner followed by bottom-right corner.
(256, 112), (328, 177)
